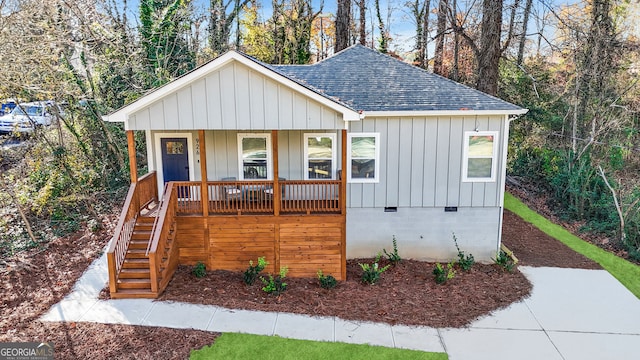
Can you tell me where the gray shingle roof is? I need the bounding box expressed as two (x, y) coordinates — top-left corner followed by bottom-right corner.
(273, 45), (523, 113)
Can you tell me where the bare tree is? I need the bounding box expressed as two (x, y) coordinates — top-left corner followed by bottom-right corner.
(517, 0), (533, 65)
(358, 0), (366, 45)
(433, 0), (448, 75)
(335, 0), (351, 52)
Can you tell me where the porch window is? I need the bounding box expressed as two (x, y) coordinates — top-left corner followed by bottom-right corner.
(347, 133), (380, 183)
(462, 131), (498, 182)
(304, 133), (336, 180)
(238, 133), (272, 180)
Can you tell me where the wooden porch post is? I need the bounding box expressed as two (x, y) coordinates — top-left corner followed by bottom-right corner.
(272, 130), (280, 217)
(341, 129), (347, 216)
(127, 130), (138, 183)
(341, 129), (348, 280)
(272, 130), (280, 273)
(199, 130), (208, 217)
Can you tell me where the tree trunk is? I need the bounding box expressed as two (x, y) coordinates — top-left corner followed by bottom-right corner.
(433, 0), (448, 76)
(476, 0), (502, 95)
(517, 0), (533, 65)
(335, 0), (351, 53)
(374, 0), (387, 53)
(359, 0), (366, 45)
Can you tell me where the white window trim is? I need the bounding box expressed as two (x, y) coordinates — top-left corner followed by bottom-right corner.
(237, 133), (272, 180)
(303, 133), (337, 180)
(462, 131), (499, 182)
(347, 132), (380, 183)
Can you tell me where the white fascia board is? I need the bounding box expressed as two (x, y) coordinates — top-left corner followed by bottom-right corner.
(363, 109), (529, 118)
(102, 51), (361, 123)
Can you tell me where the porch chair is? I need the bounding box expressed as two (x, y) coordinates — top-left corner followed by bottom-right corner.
(221, 177), (241, 201)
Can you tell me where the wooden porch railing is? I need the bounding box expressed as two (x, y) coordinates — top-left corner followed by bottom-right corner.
(209, 180), (275, 214)
(107, 172), (157, 294)
(158, 179), (342, 216)
(147, 182), (179, 294)
(280, 180), (341, 214)
(173, 182), (203, 215)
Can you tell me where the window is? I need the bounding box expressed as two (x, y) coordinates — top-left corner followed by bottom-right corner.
(304, 133), (336, 180)
(238, 133), (272, 180)
(462, 131), (498, 182)
(165, 141), (184, 155)
(347, 133), (380, 183)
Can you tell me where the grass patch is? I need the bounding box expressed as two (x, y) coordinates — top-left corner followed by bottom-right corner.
(190, 333), (447, 360)
(504, 192), (640, 298)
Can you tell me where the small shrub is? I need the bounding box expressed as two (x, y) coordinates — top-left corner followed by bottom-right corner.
(494, 250), (515, 272)
(383, 235), (402, 265)
(433, 262), (456, 284)
(261, 266), (288, 295)
(192, 261), (206, 278)
(243, 257), (268, 285)
(453, 233), (475, 271)
(317, 270), (337, 289)
(359, 253), (391, 285)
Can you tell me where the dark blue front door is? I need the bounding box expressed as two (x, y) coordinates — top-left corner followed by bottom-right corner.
(161, 138), (189, 183)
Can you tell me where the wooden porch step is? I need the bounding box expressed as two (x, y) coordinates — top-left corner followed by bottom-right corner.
(119, 268), (150, 279)
(117, 278), (151, 290)
(122, 258), (149, 269)
(110, 289), (158, 299)
(132, 230), (152, 239)
(129, 239), (149, 249)
(126, 249), (149, 259)
(134, 223), (154, 231)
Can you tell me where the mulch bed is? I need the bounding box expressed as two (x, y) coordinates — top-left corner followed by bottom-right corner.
(501, 210), (601, 269)
(161, 260), (531, 329)
(1, 198), (602, 359)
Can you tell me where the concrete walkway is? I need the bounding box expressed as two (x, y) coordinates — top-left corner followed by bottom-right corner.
(41, 253), (640, 359)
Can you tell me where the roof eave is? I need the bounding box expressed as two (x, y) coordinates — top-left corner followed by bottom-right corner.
(363, 109), (529, 118)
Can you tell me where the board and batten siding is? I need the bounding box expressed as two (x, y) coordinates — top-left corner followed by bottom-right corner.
(126, 62), (345, 131)
(347, 115), (508, 209)
(204, 130), (340, 181)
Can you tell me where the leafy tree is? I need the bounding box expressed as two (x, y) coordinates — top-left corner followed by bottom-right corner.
(239, 1), (275, 61)
(139, 0), (196, 87)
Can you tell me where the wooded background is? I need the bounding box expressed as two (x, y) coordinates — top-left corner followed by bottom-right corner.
(1, 0), (639, 263)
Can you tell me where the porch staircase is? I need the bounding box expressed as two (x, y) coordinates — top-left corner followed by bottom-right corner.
(112, 216), (156, 298)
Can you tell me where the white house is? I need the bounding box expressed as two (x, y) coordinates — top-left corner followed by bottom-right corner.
(104, 45), (527, 298)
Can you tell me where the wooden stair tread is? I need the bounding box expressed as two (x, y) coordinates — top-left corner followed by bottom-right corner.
(110, 289), (158, 299)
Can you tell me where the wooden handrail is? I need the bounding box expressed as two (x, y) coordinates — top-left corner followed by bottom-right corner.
(147, 182), (179, 294)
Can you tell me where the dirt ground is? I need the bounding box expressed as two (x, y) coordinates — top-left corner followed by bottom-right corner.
(0, 201), (600, 359)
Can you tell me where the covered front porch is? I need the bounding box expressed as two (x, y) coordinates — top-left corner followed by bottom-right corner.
(107, 129), (348, 299)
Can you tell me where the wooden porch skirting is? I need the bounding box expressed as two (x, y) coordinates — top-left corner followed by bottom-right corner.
(176, 214), (346, 280)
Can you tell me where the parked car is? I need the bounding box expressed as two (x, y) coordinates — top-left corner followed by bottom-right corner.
(0, 100), (17, 116)
(0, 101), (62, 134)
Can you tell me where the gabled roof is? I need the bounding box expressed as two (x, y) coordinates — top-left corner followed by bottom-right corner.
(104, 51), (362, 123)
(275, 45), (527, 115)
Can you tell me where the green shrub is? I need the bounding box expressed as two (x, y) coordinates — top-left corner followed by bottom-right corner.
(192, 261), (207, 278)
(261, 266), (288, 295)
(383, 235), (402, 265)
(494, 250), (515, 272)
(453, 234), (475, 271)
(317, 270), (337, 289)
(433, 262), (456, 284)
(243, 257), (268, 285)
(359, 253), (391, 285)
